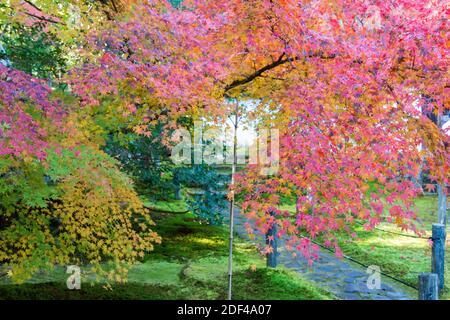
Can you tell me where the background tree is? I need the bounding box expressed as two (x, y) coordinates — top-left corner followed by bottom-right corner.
(0, 49), (160, 284)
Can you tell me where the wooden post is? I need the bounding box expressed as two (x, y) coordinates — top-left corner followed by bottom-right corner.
(437, 184), (447, 227)
(174, 183), (181, 200)
(418, 273), (439, 300)
(437, 113), (447, 227)
(266, 212), (277, 268)
(432, 223), (446, 292)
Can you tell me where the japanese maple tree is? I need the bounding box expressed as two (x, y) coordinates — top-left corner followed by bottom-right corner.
(0, 64), (160, 283)
(71, 0), (449, 259)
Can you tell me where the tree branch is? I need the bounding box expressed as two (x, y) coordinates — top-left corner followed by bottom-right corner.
(22, 11), (65, 25)
(21, 1), (65, 25)
(109, 0), (120, 13)
(23, 0), (44, 13)
(224, 52), (336, 92)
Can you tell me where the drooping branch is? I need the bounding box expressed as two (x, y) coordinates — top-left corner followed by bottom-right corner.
(224, 52), (336, 92)
(23, 0), (45, 13)
(21, 0), (65, 25)
(22, 11), (65, 25)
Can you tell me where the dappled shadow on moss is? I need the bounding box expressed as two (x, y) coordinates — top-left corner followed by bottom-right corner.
(151, 211), (226, 237)
(148, 211), (232, 262)
(0, 282), (185, 300)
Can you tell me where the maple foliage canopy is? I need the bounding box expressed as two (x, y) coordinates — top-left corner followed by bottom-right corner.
(69, 0), (449, 259)
(0, 65), (65, 160)
(1, 0), (447, 271)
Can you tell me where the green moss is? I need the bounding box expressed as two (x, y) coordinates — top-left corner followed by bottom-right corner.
(141, 197), (188, 213)
(128, 261), (183, 286)
(183, 256), (263, 285)
(0, 208), (334, 300)
(413, 196), (439, 227)
(0, 282), (187, 300)
(229, 268), (333, 300)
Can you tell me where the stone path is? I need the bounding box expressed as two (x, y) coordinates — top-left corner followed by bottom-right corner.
(228, 205), (417, 300)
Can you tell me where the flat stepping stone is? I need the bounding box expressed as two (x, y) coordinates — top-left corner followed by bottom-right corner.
(386, 291), (409, 299)
(344, 283), (367, 293)
(284, 261), (300, 268)
(381, 283), (394, 291)
(344, 277), (357, 284)
(347, 271), (366, 277)
(342, 293), (363, 300)
(372, 295), (391, 300)
(358, 287), (380, 294)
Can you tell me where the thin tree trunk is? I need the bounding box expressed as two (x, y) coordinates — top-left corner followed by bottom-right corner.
(227, 100), (238, 300)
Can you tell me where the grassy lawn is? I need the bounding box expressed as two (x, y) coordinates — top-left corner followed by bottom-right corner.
(280, 195), (449, 299)
(141, 197), (188, 213)
(0, 200), (334, 300)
